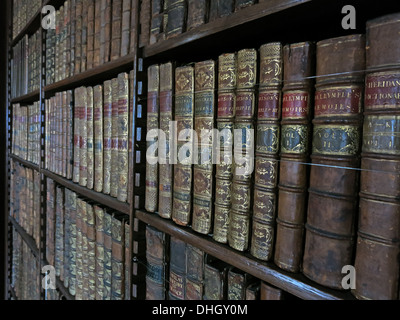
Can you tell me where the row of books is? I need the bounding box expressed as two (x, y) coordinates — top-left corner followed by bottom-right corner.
(45, 177), (146, 300)
(144, 12), (400, 299)
(45, 0), (137, 86)
(146, 225), (296, 300)
(10, 29), (41, 98)
(12, 0), (41, 40)
(140, 0), (263, 47)
(11, 228), (41, 300)
(11, 102), (41, 165)
(9, 160), (41, 249)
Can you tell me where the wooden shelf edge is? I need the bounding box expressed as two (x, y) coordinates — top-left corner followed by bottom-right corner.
(43, 53), (135, 95)
(9, 216), (40, 260)
(10, 89), (40, 104)
(11, 7), (42, 47)
(143, 0), (310, 58)
(135, 209), (356, 301)
(10, 154), (40, 171)
(42, 169), (131, 215)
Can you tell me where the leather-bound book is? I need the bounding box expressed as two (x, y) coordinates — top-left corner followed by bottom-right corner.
(70, 0), (76, 77)
(120, 0), (131, 56)
(228, 48), (257, 252)
(74, 0), (82, 74)
(203, 260), (229, 300)
(165, 0), (187, 40)
(110, 78), (120, 197)
(353, 13), (400, 300)
(103, 80), (113, 195)
(158, 62), (174, 219)
(187, 0), (208, 31)
(139, 0), (151, 47)
(79, 86), (88, 187)
(94, 204), (105, 300)
(86, 201), (96, 299)
(245, 281), (260, 300)
(172, 65), (195, 226)
(150, 0), (164, 45)
(55, 186), (65, 280)
(81, 0), (88, 73)
(117, 73), (130, 202)
(86, 87), (94, 190)
(67, 91), (74, 180)
(111, 213), (126, 300)
(67, 189), (77, 296)
(169, 236), (187, 300)
(260, 281), (285, 300)
(73, 88), (81, 183)
(302, 34), (365, 289)
(250, 42), (283, 262)
(128, 70), (135, 205)
(93, 0), (101, 68)
(227, 268), (255, 300)
(80, 197), (90, 300)
(110, 0), (122, 61)
(86, 0), (94, 70)
(100, 0), (112, 64)
(62, 93), (68, 177)
(75, 197), (85, 300)
(145, 65), (160, 212)
(209, 0), (234, 21)
(214, 52), (236, 244)
(185, 244), (206, 300)
(274, 42), (315, 272)
(130, 0), (139, 53)
(124, 221), (131, 300)
(145, 225), (168, 300)
(103, 210), (112, 300)
(94, 85), (103, 192)
(192, 59), (216, 235)
(46, 178), (56, 268)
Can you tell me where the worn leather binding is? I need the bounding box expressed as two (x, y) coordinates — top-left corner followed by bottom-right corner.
(260, 281), (285, 300)
(185, 244), (206, 300)
(165, 0), (187, 39)
(169, 236), (187, 300)
(103, 210), (112, 300)
(146, 225), (168, 300)
(117, 73), (130, 202)
(75, 196), (84, 299)
(245, 281), (260, 300)
(227, 268), (255, 300)
(110, 0), (122, 61)
(250, 42), (283, 262)
(158, 62), (174, 219)
(79, 86), (88, 187)
(46, 179), (56, 270)
(67, 189), (77, 296)
(67, 91), (74, 180)
(73, 89), (81, 183)
(93, 0), (101, 68)
(86, 0), (95, 70)
(111, 213), (126, 300)
(214, 52), (236, 244)
(62, 93), (68, 177)
(100, 0), (112, 64)
(302, 34), (365, 289)
(353, 13), (400, 300)
(121, 0), (132, 56)
(187, 0), (208, 31)
(55, 186), (65, 280)
(86, 201), (97, 299)
(70, 0), (76, 78)
(274, 42), (315, 272)
(94, 204), (105, 299)
(103, 80), (113, 195)
(75, 0), (83, 74)
(209, 0), (234, 21)
(81, 0), (88, 73)
(192, 60), (216, 235)
(228, 48), (257, 252)
(94, 85), (104, 192)
(86, 87), (94, 190)
(172, 65), (195, 226)
(128, 70), (135, 205)
(110, 78), (120, 197)
(145, 65), (160, 212)
(203, 260), (229, 300)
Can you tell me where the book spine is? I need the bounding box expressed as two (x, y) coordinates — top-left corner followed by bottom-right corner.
(110, 78), (120, 197)
(235, 0), (256, 11)
(68, 190), (77, 296)
(192, 59), (216, 235)
(186, 0), (208, 31)
(129, 0), (139, 53)
(81, 0), (88, 72)
(64, 0), (71, 79)
(172, 65), (195, 226)
(165, 0), (187, 40)
(203, 260), (228, 300)
(274, 42), (315, 271)
(354, 13), (400, 300)
(62, 92), (68, 177)
(46, 178), (56, 270)
(74, 0), (82, 74)
(139, 0), (151, 47)
(158, 62), (174, 219)
(185, 244), (205, 300)
(86, 0), (95, 70)
(128, 70), (135, 204)
(169, 236), (187, 300)
(250, 42), (283, 262)
(94, 205), (105, 299)
(228, 48), (257, 252)
(117, 73), (130, 202)
(124, 221), (130, 300)
(93, 0), (101, 68)
(111, 0), (122, 61)
(227, 268), (254, 300)
(111, 214), (125, 300)
(67, 90), (74, 180)
(260, 281), (285, 300)
(100, 0), (112, 64)
(94, 85), (104, 192)
(55, 186), (64, 279)
(86, 87), (94, 190)
(121, 0), (131, 56)
(70, 0), (76, 77)
(103, 210), (112, 300)
(86, 202), (96, 299)
(103, 80), (113, 195)
(302, 34), (365, 289)
(145, 65), (160, 212)
(79, 86), (88, 187)
(73, 88), (81, 183)
(218, 0), (234, 18)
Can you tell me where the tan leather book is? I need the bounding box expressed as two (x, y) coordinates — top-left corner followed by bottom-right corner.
(86, 0), (95, 70)
(74, 0), (83, 74)
(79, 86), (88, 187)
(120, 0), (131, 56)
(110, 0), (122, 61)
(86, 87), (94, 190)
(94, 204), (105, 300)
(103, 80), (113, 195)
(260, 281), (285, 300)
(73, 88), (81, 183)
(93, 0), (102, 67)
(99, 0), (112, 64)
(81, 0), (88, 72)
(110, 78), (120, 197)
(94, 85), (104, 192)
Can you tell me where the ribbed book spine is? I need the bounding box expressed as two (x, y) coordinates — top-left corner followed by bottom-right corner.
(100, 0), (112, 64)
(192, 59), (216, 235)
(110, 78), (120, 197)
(145, 65), (160, 212)
(250, 42), (283, 261)
(172, 65), (195, 226)
(228, 48), (257, 252)
(121, 0), (131, 56)
(110, 0), (122, 61)
(94, 85), (104, 193)
(73, 87), (81, 183)
(74, 0), (82, 74)
(86, 0), (95, 70)
(111, 214), (125, 300)
(94, 205), (105, 300)
(169, 236), (187, 300)
(93, 0), (101, 68)
(87, 87), (94, 189)
(103, 80), (113, 195)
(67, 91), (74, 180)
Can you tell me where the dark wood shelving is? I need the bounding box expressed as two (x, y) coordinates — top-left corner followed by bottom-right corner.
(56, 276), (75, 300)
(42, 169), (130, 215)
(136, 209), (356, 300)
(10, 89), (40, 104)
(11, 7), (42, 47)
(9, 216), (40, 260)
(44, 52), (135, 96)
(10, 154), (40, 171)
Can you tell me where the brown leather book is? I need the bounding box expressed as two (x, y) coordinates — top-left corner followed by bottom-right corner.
(86, 0), (95, 70)
(111, 213), (126, 300)
(353, 13), (400, 300)
(46, 178), (56, 268)
(274, 42), (315, 272)
(128, 70), (135, 205)
(70, 0), (76, 78)
(172, 65), (195, 226)
(93, 0), (101, 68)
(260, 281), (285, 300)
(250, 42), (283, 262)
(165, 0), (187, 39)
(227, 268), (255, 300)
(228, 48), (257, 252)
(81, 0), (88, 73)
(120, 0), (131, 56)
(110, 0), (122, 61)
(129, 0), (139, 53)
(94, 85), (104, 192)
(302, 34), (365, 290)
(73, 88), (81, 183)
(214, 52), (236, 244)
(110, 78), (120, 197)
(75, 196), (85, 299)
(64, 1), (71, 79)
(67, 91), (74, 180)
(117, 72), (130, 202)
(145, 65), (160, 212)
(103, 80), (113, 195)
(100, 0), (112, 64)
(209, 0), (234, 21)
(86, 87), (94, 190)
(85, 201), (96, 299)
(55, 186), (65, 280)
(158, 62), (174, 219)
(94, 204), (105, 300)
(145, 225), (168, 300)
(67, 189), (77, 296)
(245, 281), (260, 300)
(74, 0), (82, 74)
(169, 236), (187, 300)
(79, 86), (88, 187)
(185, 244), (206, 300)
(139, 0), (151, 47)
(103, 209), (112, 300)
(192, 59), (216, 235)
(203, 260), (229, 300)
(187, 0), (208, 31)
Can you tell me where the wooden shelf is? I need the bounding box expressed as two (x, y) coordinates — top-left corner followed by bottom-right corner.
(42, 169), (130, 215)
(136, 209), (356, 300)
(10, 154), (40, 171)
(44, 52), (135, 96)
(11, 7), (41, 47)
(10, 89), (40, 104)
(9, 216), (40, 260)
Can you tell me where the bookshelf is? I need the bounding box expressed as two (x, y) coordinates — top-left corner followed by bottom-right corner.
(4, 0), (400, 301)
